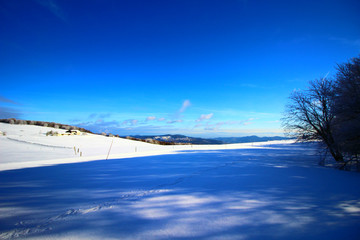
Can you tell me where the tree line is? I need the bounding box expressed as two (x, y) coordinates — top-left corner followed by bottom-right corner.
(282, 56), (360, 170)
(0, 118), (93, 134)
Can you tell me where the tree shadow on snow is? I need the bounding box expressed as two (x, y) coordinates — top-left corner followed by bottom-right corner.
(0, 142), (360, 239)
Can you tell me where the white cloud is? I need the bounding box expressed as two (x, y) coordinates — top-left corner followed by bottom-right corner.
(179, 100), (191, 113)
(146, 116), (156, 121)
(167, 119), (183, 124)
(196, 113), (213, 122)
(167, 100), (191, 123)
(95, 119), (104, 124)
(131, 119), (138, 125)
(122, 119), (138, 126)
(158, 118), (166, 121)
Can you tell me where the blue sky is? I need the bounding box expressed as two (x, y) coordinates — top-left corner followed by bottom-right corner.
(1, 0), (359, 137)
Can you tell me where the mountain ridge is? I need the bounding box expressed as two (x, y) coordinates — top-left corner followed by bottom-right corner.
(0, 119), (289, 145)
(126, 134), (223, 145)
(213, 135), (290, 144)
(127, 134), (290, 145)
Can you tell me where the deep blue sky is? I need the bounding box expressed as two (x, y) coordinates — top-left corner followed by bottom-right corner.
(1, 0), (359, 137)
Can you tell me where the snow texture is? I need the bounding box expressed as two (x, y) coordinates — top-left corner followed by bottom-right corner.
(1, 123), (360, 239)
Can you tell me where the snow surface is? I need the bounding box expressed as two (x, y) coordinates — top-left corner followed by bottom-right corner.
(1, 123), (360, 239)
(0, 123), (289, 171)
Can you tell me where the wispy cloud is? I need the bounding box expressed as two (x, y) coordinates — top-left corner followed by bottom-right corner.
(0, 96), (21, 118)
(196, 113), (213, 122)
(69, 118), (81, 123)
(146, 116), (156, 121)
(88, 113), (112, 119)
(167, 119), (183, 124)
(0, 96), (18, 105)
(122, 119), (138, 126)
(239, 83), (258, 88)
(76, 119), (189, 136)
(179, 100), (191, 113)
(195, 118), (255, 131)
(329, 37), (360, 48)
(88, 113), (97, 119)
(0, 106), (22, 119)
(99, 113), (112, 118)
(35, 0), (66, 21)
(75, 116), (278, 137)
(77, 120), (121, 134)
(168, 100), (192, 123)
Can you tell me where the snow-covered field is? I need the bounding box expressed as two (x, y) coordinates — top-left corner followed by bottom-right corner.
(0, 123), (289, 171)
(1, 123), (360, 239)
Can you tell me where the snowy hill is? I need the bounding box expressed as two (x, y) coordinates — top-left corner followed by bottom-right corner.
(0, 122), (290, 171)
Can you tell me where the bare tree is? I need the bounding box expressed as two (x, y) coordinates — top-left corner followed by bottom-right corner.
(333, 56), (360, 162)
(282, 78), (343, 163)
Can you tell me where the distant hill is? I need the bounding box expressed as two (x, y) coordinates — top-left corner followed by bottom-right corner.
(127, 134), (223, 145)
(126, 134), (290, 145)
(0, 118), (290, 145)
(213, 135), (290, 144)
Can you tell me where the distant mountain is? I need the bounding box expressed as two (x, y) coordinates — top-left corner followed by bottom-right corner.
(128, 134), (223, 145)
(126, 134), (291, 145)
(213, 135), (290, 144)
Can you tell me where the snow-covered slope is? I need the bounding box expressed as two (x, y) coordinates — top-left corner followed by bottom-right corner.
(0, 122), (170, 170)
(0, 123), (293, 171)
